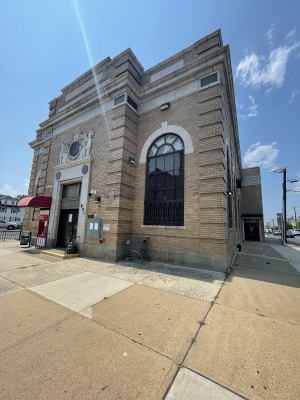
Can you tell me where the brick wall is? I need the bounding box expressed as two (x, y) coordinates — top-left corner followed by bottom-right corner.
(25, 30), (247, 271)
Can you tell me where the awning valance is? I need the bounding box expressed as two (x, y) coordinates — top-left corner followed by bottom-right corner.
(17, 196), (52, 208)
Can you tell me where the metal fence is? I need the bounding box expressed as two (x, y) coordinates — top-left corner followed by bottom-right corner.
(144, 200), (184, 226)
(0, 229), (22, 242)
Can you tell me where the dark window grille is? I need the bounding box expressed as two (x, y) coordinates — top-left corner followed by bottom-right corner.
(144, 134), (184, 226)
(144, 200), (184, 226)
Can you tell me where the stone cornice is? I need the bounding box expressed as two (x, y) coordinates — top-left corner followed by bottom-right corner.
(53, 157), (93, 171)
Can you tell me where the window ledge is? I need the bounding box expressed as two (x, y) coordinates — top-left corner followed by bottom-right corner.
(141, 225), (186, 230)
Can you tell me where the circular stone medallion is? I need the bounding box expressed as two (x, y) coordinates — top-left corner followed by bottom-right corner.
(69, 141), (80, 157)
(82, 165), (88, 174)
(55, 171), (61, 180)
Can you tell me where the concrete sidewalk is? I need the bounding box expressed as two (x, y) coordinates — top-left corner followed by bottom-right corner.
(0, 239), (299, 399)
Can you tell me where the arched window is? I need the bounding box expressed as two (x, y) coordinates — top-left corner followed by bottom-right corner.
(144, 134), (184, 226)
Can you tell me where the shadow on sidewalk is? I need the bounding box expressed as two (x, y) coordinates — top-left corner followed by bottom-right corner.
(230, 239), (300, 289)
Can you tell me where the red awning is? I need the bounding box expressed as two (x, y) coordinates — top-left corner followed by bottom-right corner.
(17, 196), (52, 208)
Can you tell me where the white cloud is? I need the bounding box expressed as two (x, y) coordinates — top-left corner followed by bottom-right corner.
(290, 172), (300, 193)
(24, 179), (30, 190)
(0, 180), (29, 197)
(247, 95), (258, 117)
(286, 30), (296, 41)
(243, 142), (279, 169)
(240, 95), (258, 119)
(0, 185), (20, 197)
(236, 36), (300, 90)
(267, 24), (274, 42)
(289, 90), (298, 104)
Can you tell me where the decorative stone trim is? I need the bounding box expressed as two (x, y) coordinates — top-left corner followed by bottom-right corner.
(139, 122), (194, 164)
(53, 157), (93, 171)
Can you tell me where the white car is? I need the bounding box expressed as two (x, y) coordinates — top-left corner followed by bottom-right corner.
(0, 219), (20, 230)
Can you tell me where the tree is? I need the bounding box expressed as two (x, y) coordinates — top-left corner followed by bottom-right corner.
(16, 194), (27, 200)
(286, 221), (293, 230)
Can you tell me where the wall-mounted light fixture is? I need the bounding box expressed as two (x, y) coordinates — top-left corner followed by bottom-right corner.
(129, 156), (136, 164)
(160, 102), (170, 111)
(93, 196), (101, 203)
(227, 190), (234, 195)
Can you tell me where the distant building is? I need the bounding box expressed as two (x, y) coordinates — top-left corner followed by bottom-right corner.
(0, 195), (25, 222)
(240, 168), (264, 241)
(20, 30), (264, 272)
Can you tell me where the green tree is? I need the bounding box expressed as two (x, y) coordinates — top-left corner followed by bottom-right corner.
(16, 194), (27, 200)
(286, 221), (293, 230)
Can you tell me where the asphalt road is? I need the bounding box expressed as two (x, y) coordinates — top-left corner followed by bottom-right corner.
(266, 233), (300, 247)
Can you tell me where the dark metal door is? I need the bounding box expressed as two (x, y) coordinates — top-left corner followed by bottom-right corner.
(244, 219), (260, 241)
(57, 210), (78, 248)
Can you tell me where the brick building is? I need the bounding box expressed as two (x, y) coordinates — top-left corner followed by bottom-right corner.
(240, 167), (264, 241)
(20, 30), (264, 272)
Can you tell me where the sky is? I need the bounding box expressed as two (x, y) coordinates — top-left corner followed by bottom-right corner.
(0, 0), (299, 226)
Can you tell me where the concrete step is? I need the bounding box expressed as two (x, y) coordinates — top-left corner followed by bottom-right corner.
(39, 248), (80, 259)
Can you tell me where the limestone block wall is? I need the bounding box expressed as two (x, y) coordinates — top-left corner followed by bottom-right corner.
(241, 167), (263, 215)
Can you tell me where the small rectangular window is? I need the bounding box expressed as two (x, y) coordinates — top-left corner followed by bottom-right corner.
(46, 131), (52, 139)
(34, 149), (39, 156)
(127, 95), (138, 111)
(114, 94), (126, 106)
(200, 72), (219, 87)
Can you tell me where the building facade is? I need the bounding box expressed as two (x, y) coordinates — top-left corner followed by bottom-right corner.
(0, 195), (25, 223)
(240, 167), (264, 241)
(21, 30), (263, 272)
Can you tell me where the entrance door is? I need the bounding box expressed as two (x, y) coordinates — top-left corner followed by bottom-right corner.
(56, 210), (78, 248)
(244, 219), (260, 241)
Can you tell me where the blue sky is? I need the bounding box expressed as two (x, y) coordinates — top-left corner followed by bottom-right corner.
(0, 0), (299, 226)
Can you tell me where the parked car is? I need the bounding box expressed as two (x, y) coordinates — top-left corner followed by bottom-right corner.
(286, 230), (295, 238)
(0, 219), (20, 230)
(294, 229), (300, 236)
(273, 230), (282, 236)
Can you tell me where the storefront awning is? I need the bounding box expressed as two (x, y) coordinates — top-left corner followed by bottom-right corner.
(17, 196), (52, 208)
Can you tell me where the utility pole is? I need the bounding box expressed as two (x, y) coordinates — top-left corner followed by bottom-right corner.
(272, 168), (300, 243)
(282, 168), (287, 244)
(294, 207), (297, 229)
